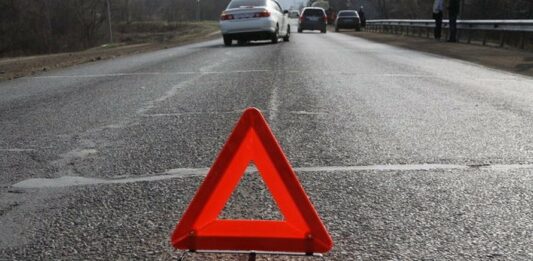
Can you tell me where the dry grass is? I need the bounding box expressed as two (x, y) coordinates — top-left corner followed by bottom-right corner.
(0, 21), (220, 81)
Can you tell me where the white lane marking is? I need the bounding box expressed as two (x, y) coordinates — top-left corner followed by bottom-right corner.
(31, 72), (169, 78)
(289, 111), (328, 115)
(486, 164), (533, 170)
(268, 84), (280, 124)
(0, 149), (36, 152)
(28, 70), (272, 79)
(140, 110), (329, 117)
(141, 110), (245, 117)
(296, 164), (469, 172)
(204, 69), (271, 74)
(27, 71), (481, 79)
(477, 78), (533, 82)
(12, 164), (533, 189)
(381, 73), (432, 78)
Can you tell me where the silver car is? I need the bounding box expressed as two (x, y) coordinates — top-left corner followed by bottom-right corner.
(219, 0), (290, 46)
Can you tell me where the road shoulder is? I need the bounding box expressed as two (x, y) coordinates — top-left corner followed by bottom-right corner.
(0, 22), (221, 82)
(342, 31), (533, 78)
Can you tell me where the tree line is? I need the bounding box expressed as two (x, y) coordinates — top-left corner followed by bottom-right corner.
(2, 0), (532, 57)
(329, 0), (533, 20)
(0, 0), (230, 57)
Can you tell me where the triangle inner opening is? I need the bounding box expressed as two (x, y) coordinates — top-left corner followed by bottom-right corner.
(218, 161), (284, 221)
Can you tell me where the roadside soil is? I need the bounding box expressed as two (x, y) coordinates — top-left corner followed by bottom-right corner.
(342, 30), (533, 77)
(0, 22), (220, 81)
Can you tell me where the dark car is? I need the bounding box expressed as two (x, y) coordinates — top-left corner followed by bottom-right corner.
(298, 7), (327, 33)
(334, 10), (361, 32)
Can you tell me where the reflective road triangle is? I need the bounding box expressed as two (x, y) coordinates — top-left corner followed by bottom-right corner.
(171, 107), (333, 253)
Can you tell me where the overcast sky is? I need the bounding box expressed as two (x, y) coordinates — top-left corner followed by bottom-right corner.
(278, 0), (306, 9)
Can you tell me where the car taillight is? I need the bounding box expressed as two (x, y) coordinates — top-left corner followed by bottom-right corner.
(323, 15), (327, 22)
(254, 10), (270, 18)
(220, 13), (234, 20)
(299, 15), (304, 22)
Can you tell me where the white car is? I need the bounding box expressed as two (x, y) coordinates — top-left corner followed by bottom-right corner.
(219, 0), (290, 46)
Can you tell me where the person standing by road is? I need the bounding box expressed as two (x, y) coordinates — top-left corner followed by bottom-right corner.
(433, 0), (444, 40)
(448, 0), (460, 42)
(359, 6), (366, 28)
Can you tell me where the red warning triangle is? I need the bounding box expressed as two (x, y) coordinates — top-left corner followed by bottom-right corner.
(171, 108), (333, 253)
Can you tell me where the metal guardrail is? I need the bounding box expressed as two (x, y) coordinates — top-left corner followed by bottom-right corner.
(365, 19), (533, 48)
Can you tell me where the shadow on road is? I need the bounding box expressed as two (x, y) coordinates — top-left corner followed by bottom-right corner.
(232, 41), (277, 47)
(192, 40), (282, 49)
(297, 31), (326, 34)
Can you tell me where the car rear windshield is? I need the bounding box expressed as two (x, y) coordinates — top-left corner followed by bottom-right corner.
(303, 9), (324, 16)
(339, 11), (357, 17)
(228, 0), (267, 8)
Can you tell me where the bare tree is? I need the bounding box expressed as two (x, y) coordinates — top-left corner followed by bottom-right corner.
(5, 0), (530, 58)
(72, 0), (106, 48)
(374, 0), (390, 19)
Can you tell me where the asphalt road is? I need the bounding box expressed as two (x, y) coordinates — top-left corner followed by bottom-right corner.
(1, 31), (533, 260)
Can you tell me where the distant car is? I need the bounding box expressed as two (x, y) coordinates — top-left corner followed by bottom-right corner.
(335, 10), (361, 32)
(219, 0), (290, 46)
(288, 10), (300, 19)
(298, 7), (327, 33)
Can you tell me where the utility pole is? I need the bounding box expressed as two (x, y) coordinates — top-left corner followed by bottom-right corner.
(106, 0), (114, 43)
(461, 0), (466, 19)
(42, 0), (53, 53)
(196, 0), (201, 21)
